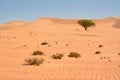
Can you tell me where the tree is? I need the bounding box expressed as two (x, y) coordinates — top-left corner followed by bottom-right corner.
(78, 19), (95, 31)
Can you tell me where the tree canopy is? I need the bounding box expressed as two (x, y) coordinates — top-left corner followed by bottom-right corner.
(78, 19), (95, 31)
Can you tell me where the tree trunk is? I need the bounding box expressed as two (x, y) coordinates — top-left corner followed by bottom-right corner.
(85, 27), (87, 31)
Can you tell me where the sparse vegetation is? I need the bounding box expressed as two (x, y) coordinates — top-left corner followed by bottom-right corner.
(48, 45), (51, 47)
(41, 42), (49, 45)
(98, 45), (103, 47)
(95, 51), (101, 54)
(32, 50), (44, 55)
(100, 57), (110, 59)
(23, 45), (27, 47)
(100, 57), (103, 59)
(65, 44), (69, 46)
(55, 42), (58, 44)
(108, 60), (111, 62)
(68, 52), (81, 58)
(25, 58), (45, 66)
(78, 19), (95, 31)
(103, 57), (106, 59)
(52, 53), (64, 59)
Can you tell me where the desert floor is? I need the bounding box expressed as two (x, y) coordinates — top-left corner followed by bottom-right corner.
(0, 17), (120, 80)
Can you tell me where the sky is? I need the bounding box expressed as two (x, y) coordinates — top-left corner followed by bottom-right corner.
(0, 0), (120, 24)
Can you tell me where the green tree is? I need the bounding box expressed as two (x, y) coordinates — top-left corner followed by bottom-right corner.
(78, 19), (95, 31)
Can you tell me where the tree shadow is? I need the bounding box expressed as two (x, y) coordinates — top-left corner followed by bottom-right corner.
(70, 33), (98, 37)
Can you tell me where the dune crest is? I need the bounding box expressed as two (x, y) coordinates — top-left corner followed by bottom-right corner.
(25, 17), (54, 27)
(6, 21), (28, 26)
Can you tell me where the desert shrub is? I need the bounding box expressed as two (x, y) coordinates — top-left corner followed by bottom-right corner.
(41, 42), (49, 45)
(48, 45), (51, 47)
(52, 53), (64, 59)
(32, 50), (44, 55)
(68, 52), (81, 58)
(98, 45), (103, 47)
(25, 58), (45, 66)
(95, 51), (101, 54)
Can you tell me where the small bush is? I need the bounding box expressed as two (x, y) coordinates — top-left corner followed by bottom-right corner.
(41, 42), (49, 45)
(48, 45), (51, 47)
(100, 57), (103, 59)
(25, 58), (45, 66)
(32, 51), (44, 55)
(95, 51), (101, 54)
(98, 45), (103, 47)
(52, 53), (64, 59)
(68, 52), (81, 58)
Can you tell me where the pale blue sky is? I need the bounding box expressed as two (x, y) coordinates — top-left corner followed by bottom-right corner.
(0, 0), (120, 24)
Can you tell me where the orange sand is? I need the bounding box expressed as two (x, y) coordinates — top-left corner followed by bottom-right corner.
(0, 17), (120, 80)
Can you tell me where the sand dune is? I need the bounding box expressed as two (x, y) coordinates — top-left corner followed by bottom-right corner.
(113, 19), (120, 28)
(0, 17), (120, 80)
(5, 21), (28, 26)
(0, 21), (27, 27)
(25, 18), (54, 27)
(0, 21), (28, 30)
